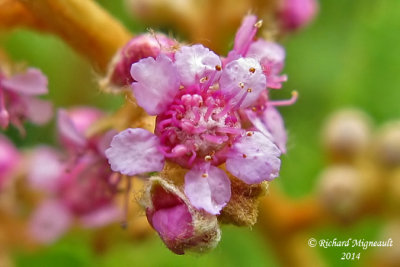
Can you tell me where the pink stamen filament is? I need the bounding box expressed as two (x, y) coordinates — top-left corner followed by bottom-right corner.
(270, 91), (298, 106)
(203, 134), (228, 144)
(216, 127), (243, 135)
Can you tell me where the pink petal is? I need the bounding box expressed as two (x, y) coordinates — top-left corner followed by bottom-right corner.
(2, 68), (48, 95)
(226, 131), (281, 184)
(67, 107), (103, 135)
(80, 205), (122, 228)
(97, 129), (118, 157)
(247, 40), (285, 65)
(220, 57), (266, 108)
(245, 108), (287, 153)
(263, 106), (287, 153)
(105, 128), (165, 176)
(27, 146), (64, 193)
(20, 96), (53, 125)
(130, 54), (180, 115)
(57, 109), (87, 148)
(0, 134), (19, 189)
(184, 165), (231, 215)
(175, 45), (221, 86)
(29, 200), (72, 244)
(233, 15), (259, 56)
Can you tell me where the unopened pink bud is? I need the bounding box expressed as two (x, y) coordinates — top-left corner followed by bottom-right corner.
(103, 33), (177, 89)
(142, 177), (221, 254)
(280, 0), (318, 31)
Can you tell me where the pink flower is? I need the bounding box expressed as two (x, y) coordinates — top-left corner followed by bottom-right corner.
(106, 15), (295, 215)
(0, 68), (52, 133)
(104, 33), (177, 89)
(28, 107), (121, 243)
(279, 0), (318, 31)
(0, 134), (20, 190)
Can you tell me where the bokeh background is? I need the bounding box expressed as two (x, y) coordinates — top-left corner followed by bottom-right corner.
(1, 0), (400, 266)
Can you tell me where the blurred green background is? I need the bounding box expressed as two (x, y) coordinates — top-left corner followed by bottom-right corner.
(1, 0), (400, 266)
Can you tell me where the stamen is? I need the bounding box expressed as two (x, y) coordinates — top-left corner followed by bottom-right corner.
(203, 134), (228, 144)
(239, 82), (245, 89)
(202, 173), (208, 178)
(204, 155), (212, 161)
(213, 104), (232, 119)
(188, 150), (197, 166)
(249, 67), (256, 73)
(247, 88), (252, 93)
(242, 154), (247, 158)
(270, 91), (298, 106)
(254, 20), (263, 28)
(200, 76), (209, 83)
(216, 127), (243, 135)
(246, 131), (253, 136)
(215, 65), (222, 71)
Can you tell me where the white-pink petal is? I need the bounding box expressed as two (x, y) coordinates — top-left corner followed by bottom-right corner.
(21, 96), (53, 125)
(184, 165), (231, 215)
(233, 15), (258, 56)
(105, 128), (165, 176)
(130, 54), (180, 115)
(57, 109), (87, 148)
(175, 45), (221, 86)
(226, 131), (281, 184)
(263, 106), (288, 153)
(28, 146), (64, 193)
(29, 200), (72, 244)
(220, 57), (266, 108)
(2, 68), (48, 95)
(80, 205), (122, 228)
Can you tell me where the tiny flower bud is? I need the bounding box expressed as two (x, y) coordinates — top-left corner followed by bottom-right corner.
(322, 109), (372, 162)
(374, 122), (400, 167)
(102, 33), (177, 90)
(317, 165), (363, 221)
(279, 0), (318, 32)
(142, 177), (221, 254)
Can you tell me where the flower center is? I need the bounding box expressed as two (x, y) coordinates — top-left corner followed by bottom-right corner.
(155, 88), (242, 167)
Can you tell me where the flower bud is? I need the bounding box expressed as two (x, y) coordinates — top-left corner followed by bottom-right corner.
(322, 109), (372, 162)
(101, 33), (177, 91)
(142, 177), (221, 254)
(374, 122), (400, 168)
(279, 0), (318, 32)
(317, 165), (363, 221)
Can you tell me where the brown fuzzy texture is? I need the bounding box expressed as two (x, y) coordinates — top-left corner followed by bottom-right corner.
(218, 174), (267, 226)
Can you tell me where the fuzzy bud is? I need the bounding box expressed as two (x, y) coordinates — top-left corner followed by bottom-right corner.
(141, 176), (221, 255)
(374, 122), (400, 168)
(316, 165), (364, 221)
(322, 109), (372, 162)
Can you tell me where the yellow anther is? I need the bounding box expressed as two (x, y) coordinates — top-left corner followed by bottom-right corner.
(215, 65), (222, 71)
(202, 173), (208, 178)
(247, 88), (252, 93)
(249, 67), (256, 73)
(254, 20), (263, 28)
(239, 82), (245, 88)
(205, 155), (212, 161)
(246, 131), (253, 136)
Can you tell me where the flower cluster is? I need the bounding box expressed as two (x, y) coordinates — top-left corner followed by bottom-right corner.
(0, 67), (52, 133)
(106, 14), (296, 216)
(28, 107), (120, 244)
